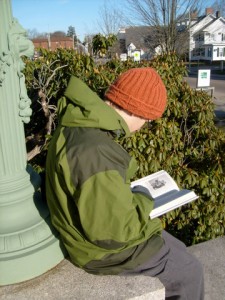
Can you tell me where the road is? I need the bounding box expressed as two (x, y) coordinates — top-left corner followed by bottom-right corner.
(184, 75), (225, 100)
(184, 74), (225, 121)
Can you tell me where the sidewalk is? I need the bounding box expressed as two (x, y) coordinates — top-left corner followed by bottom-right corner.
(188, 63), (225, 79)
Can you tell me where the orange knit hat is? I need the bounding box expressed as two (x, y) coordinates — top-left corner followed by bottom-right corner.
(105, 67), (167, 120)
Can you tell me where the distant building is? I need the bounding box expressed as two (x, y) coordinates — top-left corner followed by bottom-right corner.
(178, 7), (225, 62)
(31, 36), (74, 51)
(118, 7), (225, 62)
(117, 26), (155, 60)
(127, 43), (136, 57)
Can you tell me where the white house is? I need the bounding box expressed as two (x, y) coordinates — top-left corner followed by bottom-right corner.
(127, 43), (136, 57)
(189, 10), (225, 61)
(126, 43), (145, 60)
(117, 8), (225, 62)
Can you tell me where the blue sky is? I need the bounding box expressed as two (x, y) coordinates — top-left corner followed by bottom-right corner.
(11, 0), (111, 41)
(11, 0), (215, 42)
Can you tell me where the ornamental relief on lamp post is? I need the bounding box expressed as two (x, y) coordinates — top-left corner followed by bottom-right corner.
(0, 18), (34, 123)
(0, 52), (11, 86)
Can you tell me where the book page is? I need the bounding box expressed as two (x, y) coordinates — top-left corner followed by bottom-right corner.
(150, 190), (198, 219)
(131, 170), (179, 198)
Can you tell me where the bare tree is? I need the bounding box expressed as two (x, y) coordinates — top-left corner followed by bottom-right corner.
(212, 0), (225, 16)
(26, 29), (47, 39)
(124, 0), (208, 54)
(97, 0), (126, 35)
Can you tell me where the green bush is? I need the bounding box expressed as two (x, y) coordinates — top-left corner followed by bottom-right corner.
(121, 54), (225, 245)
(24, 49), (225, 245)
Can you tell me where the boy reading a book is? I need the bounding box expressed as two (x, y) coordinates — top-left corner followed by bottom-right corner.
(46, 68), (204, 299)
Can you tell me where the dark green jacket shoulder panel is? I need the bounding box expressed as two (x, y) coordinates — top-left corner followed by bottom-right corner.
(63, 127), (131, 187)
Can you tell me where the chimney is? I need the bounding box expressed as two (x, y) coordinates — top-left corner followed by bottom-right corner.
(190, 11), (198, 19)
(205, 7), (213, 15)
(216, 11), (221, 18)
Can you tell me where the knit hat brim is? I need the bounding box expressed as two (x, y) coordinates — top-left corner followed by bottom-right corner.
(105, 68), (167, 120)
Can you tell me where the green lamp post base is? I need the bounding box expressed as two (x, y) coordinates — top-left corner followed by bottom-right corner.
(0, 227), (66, 286)
(0, 168), (66, 285)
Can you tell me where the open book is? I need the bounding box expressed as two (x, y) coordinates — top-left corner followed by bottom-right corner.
(131, 170), (198, 219)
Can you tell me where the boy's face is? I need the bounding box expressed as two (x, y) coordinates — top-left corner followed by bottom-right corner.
(105, 100), (149, 133)
(128, 115), (148, 133)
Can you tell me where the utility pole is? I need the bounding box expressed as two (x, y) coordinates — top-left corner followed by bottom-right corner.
(189, 9), (191, 71)
(47, 32), (51, 49)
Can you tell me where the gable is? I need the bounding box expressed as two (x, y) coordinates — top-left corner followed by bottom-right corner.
(193, 17), (225, 37)
(191, 14), (216, 34)
(202, 17), (225, 32)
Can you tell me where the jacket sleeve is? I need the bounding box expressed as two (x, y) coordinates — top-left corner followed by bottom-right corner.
(76, 167), (161, 250)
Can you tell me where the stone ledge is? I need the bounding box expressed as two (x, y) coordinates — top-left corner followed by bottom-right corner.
(188, 236), (225, 300)
(0, 259), (165, 300)
(1, 236), (225, 300)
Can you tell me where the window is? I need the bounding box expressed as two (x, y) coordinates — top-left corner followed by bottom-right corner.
(194, 33), (204, 42)
(193, 48), (199, 56)
(215, 48), (224, 57)
(193, 48), (205, 57)
(222, 33), (225, 41)
(217, 48), (220, 57)
(205, 32), (210, 41)
(199, 34), (204, 41)
(207, 47), (212, 57)
(211, 34), (215, 41)
(223, 47), (225, 57)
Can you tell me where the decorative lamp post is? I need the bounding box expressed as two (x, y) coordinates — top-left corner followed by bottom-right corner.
(0, 0), (65, 285)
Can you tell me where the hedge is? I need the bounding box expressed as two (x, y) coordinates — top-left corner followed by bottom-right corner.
(24, 48), (225, 245)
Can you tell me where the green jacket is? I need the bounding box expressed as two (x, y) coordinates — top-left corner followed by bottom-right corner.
(46, 76), (163, 275)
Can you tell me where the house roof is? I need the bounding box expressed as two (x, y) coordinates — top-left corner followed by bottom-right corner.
(192, 15), (225, 35)
(192, 19), (217, 34)
(118, 26), (157, 50)
(190, 14), (216, 33)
